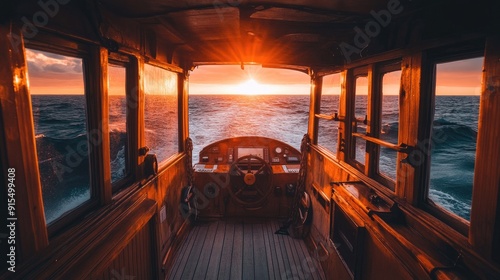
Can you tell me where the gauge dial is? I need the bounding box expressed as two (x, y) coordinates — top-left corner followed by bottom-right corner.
(275, 147), (282, 154)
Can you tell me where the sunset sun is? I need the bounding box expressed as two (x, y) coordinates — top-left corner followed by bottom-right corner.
(233, 78), (273, 95)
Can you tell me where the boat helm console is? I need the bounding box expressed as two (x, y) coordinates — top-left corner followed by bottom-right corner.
(192, 136), (301, 217)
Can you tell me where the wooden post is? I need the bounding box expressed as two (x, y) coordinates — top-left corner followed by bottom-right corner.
(85, 47), (111, 204)
(308, 71), (322, 143)
(127, 56), (140, 180)
(337, 70), (349, 161)
(397, 53), (432, 202)
(469, 35), (500, 261)
(137, 58), (146, 179)
(0, 23), (49, 259)
(179, 69), (189, 151)
(366, 64), (378, 177)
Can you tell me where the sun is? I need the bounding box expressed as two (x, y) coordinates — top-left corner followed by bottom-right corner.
(233, 78), (273, 95)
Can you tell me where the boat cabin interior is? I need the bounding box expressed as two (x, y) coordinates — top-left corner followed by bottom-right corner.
(1, 0), (500, 279)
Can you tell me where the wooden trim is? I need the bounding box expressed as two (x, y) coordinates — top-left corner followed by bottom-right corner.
(86, 46), (112, 205)
(470, 35), (500, 261)
(308, 74), (322, 144)
(365, 64), (376, 177)
(144, 57), (183, 74)
(127, 56), (141, 181)
(178, 71), (188, 151)
(137, 57), (146, 179)
(0, 24), (49, 259)
(337, 70), (348, 161)
(397, 53), (427, 202)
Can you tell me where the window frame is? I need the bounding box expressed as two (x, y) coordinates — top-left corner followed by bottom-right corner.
(421, 51), (484, 235)
(347, 66), (369, 173)
(25, 38), (100, 235)
(346, 62), (402, 192)
(316, 72), (342, 155)
(108, 54), (137, 193)
(371, 62), (402, 191)
(142, 62), (182, 169)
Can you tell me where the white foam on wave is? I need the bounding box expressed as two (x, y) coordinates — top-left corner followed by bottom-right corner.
(428, 189), (471, 220)
(111, 145), (127, 182)
(45, 188), (91, 224)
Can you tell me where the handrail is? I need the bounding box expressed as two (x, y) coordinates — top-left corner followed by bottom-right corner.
(352, 132), (413, 153)
(315, 112), (344, 121)
(315, 113), (367, 125)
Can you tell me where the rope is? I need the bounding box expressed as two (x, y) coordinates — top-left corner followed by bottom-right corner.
(277, 134), (310, 237)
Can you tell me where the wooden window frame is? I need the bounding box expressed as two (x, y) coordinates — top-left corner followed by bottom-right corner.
(315, 72), (342, 156)
(420, 49), (484, 235)
(25, 34), (108, 236)
(370, 62), (401, 191)
(108, 54), (140, 194)
(346, 66), (369, 174)
(142, 62), (182, 171)
(344, 62), (402, 192)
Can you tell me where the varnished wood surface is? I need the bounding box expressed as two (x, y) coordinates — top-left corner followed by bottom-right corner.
(166, 219), (326, 280)
(470, 35), (500, 261)
(0, 25), (49, 259)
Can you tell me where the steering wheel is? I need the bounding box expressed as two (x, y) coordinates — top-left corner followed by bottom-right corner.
(228, 155), (273, 207)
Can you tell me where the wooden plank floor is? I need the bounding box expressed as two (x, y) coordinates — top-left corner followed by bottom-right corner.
(166, 220), (326, 280)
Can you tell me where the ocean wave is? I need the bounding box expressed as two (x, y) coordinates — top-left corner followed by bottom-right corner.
(44, 188), (90, 224)
(428, 189), (471, 220)
(432, 119), (477, 149)
(380, 121), (399, 142)
(111, 145), (127, 182)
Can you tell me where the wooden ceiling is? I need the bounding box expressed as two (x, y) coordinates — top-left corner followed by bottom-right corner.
(9, 0), (494, 69)
(94, 0), (419, 68)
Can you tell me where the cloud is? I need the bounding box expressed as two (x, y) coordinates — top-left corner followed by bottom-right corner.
(26, 48), (83, 76)
(45, 64), (70, 73)
(26, 49), (84, 94)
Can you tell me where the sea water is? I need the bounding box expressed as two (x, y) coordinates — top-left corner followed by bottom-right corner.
(31, 94), (478, 222)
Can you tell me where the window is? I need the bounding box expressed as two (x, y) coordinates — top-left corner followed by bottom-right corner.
(144, 64), (179, 163)
(378, 70), (401, 181)
(317, 73), (341, 153)
(428, 57), (483, 221)
(27, 48), (91, 224)
(108, 64), (129, 186)
(348, 64), (400, 191)
(353, 76), (368, 165)
(188, 65), (310, 160)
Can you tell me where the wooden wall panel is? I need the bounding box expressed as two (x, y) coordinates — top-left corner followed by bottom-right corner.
(470, 35), (500, 260)
(98, 221), (155, 280)
(0, 24), (48, 259)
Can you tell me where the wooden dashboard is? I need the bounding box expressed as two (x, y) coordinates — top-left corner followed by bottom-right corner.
(192, 137), (301, 218)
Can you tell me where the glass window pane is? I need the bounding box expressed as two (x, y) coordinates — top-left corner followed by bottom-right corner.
(429, 57), (483, 221)
(379, 70), (401, 181)
(27, 48), (90, 224)
(318, 73), (340, 152)
(354, 76), (368, 164)
(108, 65), (128, 184)
(144, 64), (179, 162)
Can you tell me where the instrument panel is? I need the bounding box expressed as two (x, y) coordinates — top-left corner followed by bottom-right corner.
(196, 136), (301, 166)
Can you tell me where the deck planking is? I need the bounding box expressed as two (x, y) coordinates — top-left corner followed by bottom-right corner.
(166, 220), (326, 280)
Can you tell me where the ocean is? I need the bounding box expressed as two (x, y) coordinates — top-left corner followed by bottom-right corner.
(31, 94), (478, 223)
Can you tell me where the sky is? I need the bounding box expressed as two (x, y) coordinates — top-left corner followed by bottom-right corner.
(26, 48), (484, 96)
